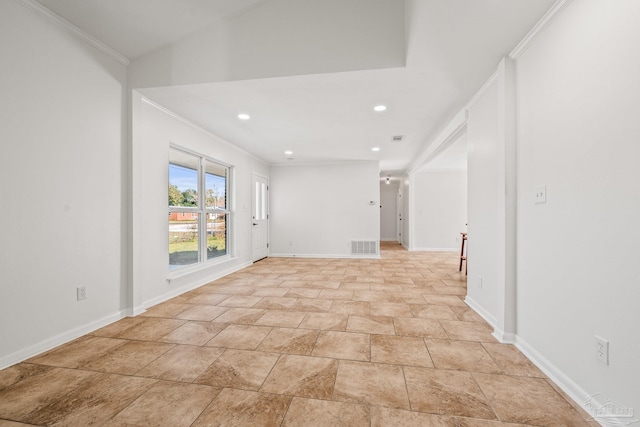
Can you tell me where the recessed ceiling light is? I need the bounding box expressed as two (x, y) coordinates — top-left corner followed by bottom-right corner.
(372, 147), (380, 152)
(238, 113), (250, 120)
(374, 105), (387, 112)
(284, 150), (293, 155)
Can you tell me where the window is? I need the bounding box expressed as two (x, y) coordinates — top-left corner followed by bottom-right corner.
(169, 147), (231, 271)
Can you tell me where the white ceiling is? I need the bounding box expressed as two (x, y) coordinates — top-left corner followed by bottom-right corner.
(35, 0), (269, 59)
(141, 68), (444, 172)
(33, 0), (555, 176)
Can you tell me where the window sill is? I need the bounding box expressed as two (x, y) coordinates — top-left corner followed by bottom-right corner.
(167, 254), (233, 283)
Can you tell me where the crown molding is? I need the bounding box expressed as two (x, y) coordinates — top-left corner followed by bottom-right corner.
(465, 68), (499, 111)
(270, 159), (377, 168)
(14, 0), (130, 66)
(407, 108), (467, 175)
(409, 122), (467, 176)
(509, 0), (574, 60)
(466, 0), (574, 109)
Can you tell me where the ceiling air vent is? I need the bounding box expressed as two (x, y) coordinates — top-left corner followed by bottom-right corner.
(391, 135), (404, 142)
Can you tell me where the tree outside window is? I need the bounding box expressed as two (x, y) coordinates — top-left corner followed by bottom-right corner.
(169, 147), (230, 271)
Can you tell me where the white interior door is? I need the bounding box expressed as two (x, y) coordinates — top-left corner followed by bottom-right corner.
(252, 173), (269, 262)
(397, 191), (403, 243)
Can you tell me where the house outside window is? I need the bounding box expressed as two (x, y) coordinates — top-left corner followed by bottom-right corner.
(168, 146), (230, 271)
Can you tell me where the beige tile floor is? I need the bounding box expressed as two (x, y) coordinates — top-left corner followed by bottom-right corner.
(0, 243), (597, 426)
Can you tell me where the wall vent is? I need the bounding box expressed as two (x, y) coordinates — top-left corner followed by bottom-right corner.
(350, 240), (379, 255)
(391, 135), (404, 142)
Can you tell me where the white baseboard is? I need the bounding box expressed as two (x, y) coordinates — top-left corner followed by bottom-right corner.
(380, 238), (399, 242)
(463, 298), (516, 343)
(128, 305), (147, 317)
(0, 261), (253, 371)
(463, 295), (497, 329)
(269, 253), (380, 259)
(492, 328), (516, 344)
(514, 336), (595, 422)
(0, 309), (128, 370)
(143, 261), (253, 310)
(463, 298), (599, 425)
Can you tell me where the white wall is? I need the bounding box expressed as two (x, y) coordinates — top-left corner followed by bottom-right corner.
(270, 162), (380, 257)
(412, 170), (467, 250)
(462, 0), (640, 414)
(132, 98), (269, 310)
(515, 0), (640, 413)
(0, 1), (128, 367)
(379, 182), (398, 241)
(401, 176), (410, 249)
(129, 0), (405, 88)
(465, 81), (500, 324)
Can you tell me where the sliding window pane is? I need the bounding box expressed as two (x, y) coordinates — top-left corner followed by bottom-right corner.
(169, 149), (199, 208)
(169, 213), (199, 269)
(255, 182), (260, 219)
(205, 160), (227, 210)
(206, 212), (227, 260)
(261, 182), (267, 220)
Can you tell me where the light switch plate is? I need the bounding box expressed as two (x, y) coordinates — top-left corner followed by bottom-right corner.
(535, 185), (547, 204)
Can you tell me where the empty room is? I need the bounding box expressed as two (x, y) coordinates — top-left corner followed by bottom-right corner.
(1, 0), (638, 426)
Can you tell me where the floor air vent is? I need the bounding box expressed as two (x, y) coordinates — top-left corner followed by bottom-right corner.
(350, 240), (379, 255)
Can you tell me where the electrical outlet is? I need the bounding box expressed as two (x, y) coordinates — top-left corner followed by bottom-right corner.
(77, 286), (87, 301)
(478, 276), (483, 289)
(595, 336), (609, 365)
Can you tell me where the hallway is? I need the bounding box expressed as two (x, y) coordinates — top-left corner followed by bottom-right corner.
(0, 243), (593, 426)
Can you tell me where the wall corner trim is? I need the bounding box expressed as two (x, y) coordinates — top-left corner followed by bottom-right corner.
(492, 329), (516, 344)
(14, 0), (131, 65)
(128, 305), (147, 317)
(509, 0), (575, 60)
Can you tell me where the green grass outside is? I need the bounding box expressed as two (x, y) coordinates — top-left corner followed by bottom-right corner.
(169, 235), (226, 254)
(169, 217), (226, 266)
